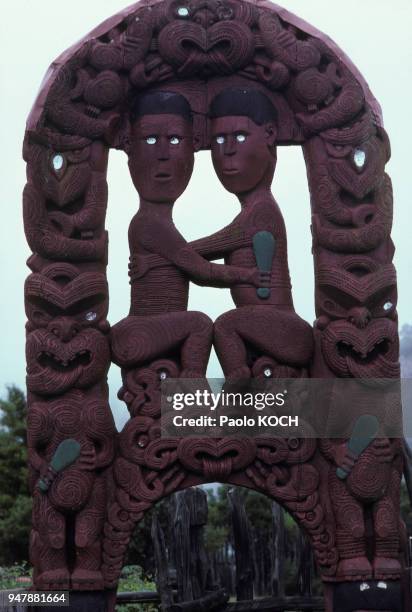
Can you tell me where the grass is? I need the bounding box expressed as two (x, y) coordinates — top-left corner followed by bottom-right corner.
(0, 563), (157, 611)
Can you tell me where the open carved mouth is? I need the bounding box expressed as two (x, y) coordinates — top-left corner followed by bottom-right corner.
(155, 172), (172, 180)
(337, 338), (389, 364)
(38, 350), (91, 372)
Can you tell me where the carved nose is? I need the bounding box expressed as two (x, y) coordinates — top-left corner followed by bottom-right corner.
(224, 137), (236, 156)
(157, 139), (170, 161)
(348, 307), (371, 329)
(48, 317), (79, 342)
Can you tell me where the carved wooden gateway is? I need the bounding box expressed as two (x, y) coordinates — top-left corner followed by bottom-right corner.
(23, 1), (406, 610)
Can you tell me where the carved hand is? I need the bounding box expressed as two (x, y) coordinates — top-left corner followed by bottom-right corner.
(334, 442), (357, 473)
(250, 269), (271, 289)
(370, 438), (393, 463)
(79, 445), (97, 471)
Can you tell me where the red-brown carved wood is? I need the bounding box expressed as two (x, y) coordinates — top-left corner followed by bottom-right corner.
(23, 2), (405, 611)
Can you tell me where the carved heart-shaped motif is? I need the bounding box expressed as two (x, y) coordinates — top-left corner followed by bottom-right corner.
(25, 272), (107, 312)
(178, 437), (256, 479)
(158, 20), (254, 76)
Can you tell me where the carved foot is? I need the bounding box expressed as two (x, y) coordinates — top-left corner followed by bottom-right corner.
(373, 555), (402, 579)
(36, 569), (70, 590)
(71, 569), (104, 590)
(336, 556), (373, 580)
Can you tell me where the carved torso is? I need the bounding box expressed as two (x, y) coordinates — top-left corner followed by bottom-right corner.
(226, 199), (293, 308)
(128, 211), (189, 315)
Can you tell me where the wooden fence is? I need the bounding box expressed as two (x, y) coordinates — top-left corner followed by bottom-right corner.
(116, 440), (412, 611)
(117, 486), (325, 611)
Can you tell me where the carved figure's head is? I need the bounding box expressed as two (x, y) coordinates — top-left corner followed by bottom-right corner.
(128, 91), (195, 203)
(209, 88), (277, 195)
(25, 263), (110, 395)
(315, 261), (400, 378)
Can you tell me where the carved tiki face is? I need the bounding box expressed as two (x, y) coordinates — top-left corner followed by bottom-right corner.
(128, 113), (195, 203)
(316, 261), (399, 378)
(24, 137), (93, 208)
(25, 264), (110, 395)
(211, 116), (276, 194)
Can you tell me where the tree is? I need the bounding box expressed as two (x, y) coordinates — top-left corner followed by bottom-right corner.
(0, 386), (31, 564)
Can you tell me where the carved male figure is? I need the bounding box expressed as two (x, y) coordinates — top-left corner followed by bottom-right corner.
(25, 263), (116, 589)
(315, 261), (403, 579)
(28, 390), (116, 590)
(190, 88), (313, 379)
(110, 91), (267, 376)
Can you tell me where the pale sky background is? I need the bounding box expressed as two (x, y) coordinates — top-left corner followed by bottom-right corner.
(1, 0), (411, 430)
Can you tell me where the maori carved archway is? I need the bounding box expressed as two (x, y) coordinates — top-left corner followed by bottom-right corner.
(23, 1), (405, 611)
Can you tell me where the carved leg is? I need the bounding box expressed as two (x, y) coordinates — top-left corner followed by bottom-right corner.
(214, 306), (313, 379)
(111, 311), (213, 375)
(329, 474), (372, 580)
(31, 492), (70, 589)
(72, 475), (105, 590)
(372, 467), (402, 579)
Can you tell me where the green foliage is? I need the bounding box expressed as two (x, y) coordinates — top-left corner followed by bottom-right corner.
(0, 562), (32, 590)
(117, 565), (157, 612)
(0, 386), (31, 565)
(205, 485), (289, 552)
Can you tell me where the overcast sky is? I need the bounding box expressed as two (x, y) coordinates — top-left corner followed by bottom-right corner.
(1, 0), (411, 429)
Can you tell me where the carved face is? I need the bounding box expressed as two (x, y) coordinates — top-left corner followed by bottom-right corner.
(211, 116), (276, 194)
(316, 264), (399, 378)
(25, 270), (109, 332)
(128, 114), (194, 203)
(25, 265), (110, 395)
(26, 327), (110, 395)
(29, 143), (92, 208)
(316, 264), (398, 325)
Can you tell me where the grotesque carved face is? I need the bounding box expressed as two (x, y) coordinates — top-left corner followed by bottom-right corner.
(25, 264), (110, 395)
(316, 263), (398, 326)
(128, 114), (194, 203)
(211, 116), (276, 195)
(29, 142), (92, 208)
(316, 263), (399, 378)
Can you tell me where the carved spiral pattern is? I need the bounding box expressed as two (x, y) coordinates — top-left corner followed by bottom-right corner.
(84, 71), (123, 109)
(294, 68), (334, 105)
(23, 0), (401, 597)
(48, 470), (94, 512)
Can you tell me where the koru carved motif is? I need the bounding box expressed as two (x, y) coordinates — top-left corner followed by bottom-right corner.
(23, 1), (404, 610)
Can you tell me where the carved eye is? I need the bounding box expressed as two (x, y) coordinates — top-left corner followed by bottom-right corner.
(383, 301), (393, 312)
(51, 154), (64, 171)
(236, 133), (247, 143)
(137, 435), (149, 448)
(216, 135), (225, 145)
(85, 311), (97, 322)
(146, 137), (157, 145)
(170, 136), (180, 145)
(324, 300), (336, 311)
(177, 6), (190, 17)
